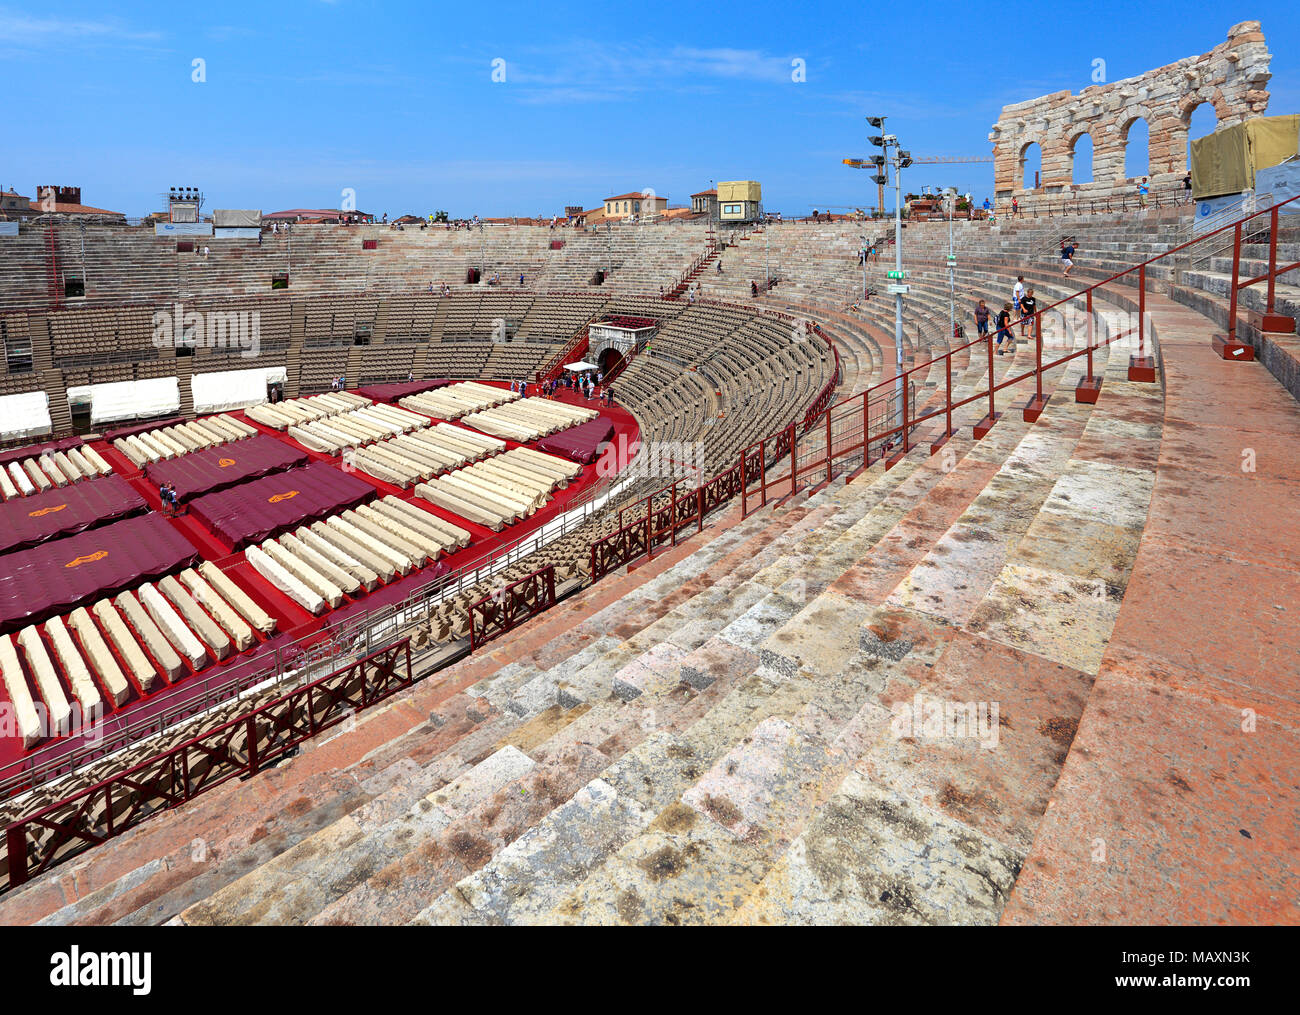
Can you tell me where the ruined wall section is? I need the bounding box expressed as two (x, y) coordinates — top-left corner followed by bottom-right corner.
(989, 22), (1272, 204)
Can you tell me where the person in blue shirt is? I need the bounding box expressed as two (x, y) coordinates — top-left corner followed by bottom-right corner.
(1137, 177), (1149, 209)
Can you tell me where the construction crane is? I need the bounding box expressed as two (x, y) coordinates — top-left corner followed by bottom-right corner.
(842, 157), (888, 219)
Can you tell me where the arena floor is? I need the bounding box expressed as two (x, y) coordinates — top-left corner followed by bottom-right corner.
(0, 383), (639, 775)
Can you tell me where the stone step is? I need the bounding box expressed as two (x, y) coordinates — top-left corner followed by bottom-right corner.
(408, 357), (1100, 923)
(10, 687), (501, 926)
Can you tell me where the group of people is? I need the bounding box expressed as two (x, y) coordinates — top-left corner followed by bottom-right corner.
(972, 274), (1039, 355)
(512, 369), (611, 404)
(158, 482), (182, 516)
(331, 375), (347, 391)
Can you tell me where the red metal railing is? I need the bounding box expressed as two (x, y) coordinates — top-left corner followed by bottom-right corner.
(594, 194), (1300, 560)
(1226, 201), (1300, 344)
(469, 565), (557, 649)
(3, 639), (412, 890)
(536, 328), (591, 385)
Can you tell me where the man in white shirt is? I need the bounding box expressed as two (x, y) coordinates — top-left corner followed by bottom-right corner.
(1012, 276), (1026, 316)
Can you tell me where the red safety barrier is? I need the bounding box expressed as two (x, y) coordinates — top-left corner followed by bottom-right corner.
(469, 565), (557, 650)
(3, 639), (411, 891)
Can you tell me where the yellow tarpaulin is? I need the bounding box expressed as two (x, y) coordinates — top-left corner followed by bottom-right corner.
(1246, 115), (1299, 188)
(718, 180), (762, 202)
(1191, 115), (1300, 199)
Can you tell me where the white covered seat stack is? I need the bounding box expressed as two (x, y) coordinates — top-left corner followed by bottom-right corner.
(245, 392), (370, 432)
(413, 447), (581, 530)
(287, 403), (429, 456)
(242, 499), (471, 611)
(111, 413), (256, 468)
(398, 381), (518, 421)
(341, 422), (506, 488)
(459, 396), (597, 441)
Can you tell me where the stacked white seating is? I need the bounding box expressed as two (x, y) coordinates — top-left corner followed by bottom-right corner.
(0, 632), (44, 747)
(114, 589), (186, 682)
(67, 607), (131, 707)
(139, 583), (210, 669)
(246, 544), (326, 615)
(459, 396), (598, 441)
(195, 562), (277, 634)
(44, 615), (104, 723)
(158, 576), (234, 661)
(17, 626), (71, 737)
(92, 598), (162, 692)
(399, 381), (519, 420)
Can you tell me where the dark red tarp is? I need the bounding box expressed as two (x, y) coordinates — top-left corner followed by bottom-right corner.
(102, 416), (188, 442)
(188, 461), (375, 550)
(0, 474), (147, 557)
(534, 416), (615, 465)
(0, 436), (84, 468)
(0, 513), (200, 635)
(354, 379), (453, 403)
(143, 434), (308, 503)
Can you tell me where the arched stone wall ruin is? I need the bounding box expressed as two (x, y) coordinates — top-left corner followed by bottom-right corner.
(989, 21), (1272, 205)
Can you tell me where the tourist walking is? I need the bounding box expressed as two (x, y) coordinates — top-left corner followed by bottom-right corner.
(1019, 288), (1038, 338)
(1137, 177), (1149, 210)
(1061, 238), (1076, 278)
(996, 302), (1014, 354)
(974, 299), (990, 338)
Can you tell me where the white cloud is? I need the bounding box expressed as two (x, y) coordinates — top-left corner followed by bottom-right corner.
(0, 8), (163, 46)
(490, 41), (804, 103)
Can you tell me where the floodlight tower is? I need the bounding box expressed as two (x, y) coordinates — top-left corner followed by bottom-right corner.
(869, 119), (911, 431)
(845, 117), (911, 431)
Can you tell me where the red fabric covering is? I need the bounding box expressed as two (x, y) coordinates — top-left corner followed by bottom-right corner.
(187, 461), (376, 550)
(0, 513), (200, 635)
(102, 416), (187, 442)
(0, 436), (84, 468)
(143, 434), (307, 504)
(534, 416), (615, 465)
(353, 379), (452, 403)
(0, 475), (147, 557)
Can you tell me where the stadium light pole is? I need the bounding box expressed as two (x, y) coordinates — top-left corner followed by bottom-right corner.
(867, 118), (911, 433)
(892, 142), (904, 432)
(945, 192), (955, 349)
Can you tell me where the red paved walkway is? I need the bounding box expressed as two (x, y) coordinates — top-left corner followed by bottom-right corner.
(1002, 293), (1300, 924)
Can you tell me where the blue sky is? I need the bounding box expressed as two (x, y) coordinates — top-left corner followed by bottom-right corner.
(1, 1), (1297, 217)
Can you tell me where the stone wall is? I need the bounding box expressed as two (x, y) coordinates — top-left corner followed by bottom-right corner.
(989, 21), (1272, 206)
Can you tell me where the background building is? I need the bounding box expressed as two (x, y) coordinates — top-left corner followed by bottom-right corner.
(717, 180), (762, 223)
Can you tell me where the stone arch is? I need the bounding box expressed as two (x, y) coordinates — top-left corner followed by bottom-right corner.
(1119, 112), (1151, 180)
(1182, 99), (1219, 168)
(1178, 89), (1232, 124)
(1070, 131), (1095, 185)
(988, 25), (1272, 202)
(1019, 140), (1043, 190)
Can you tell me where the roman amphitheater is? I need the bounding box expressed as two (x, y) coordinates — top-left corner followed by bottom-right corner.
(0, 23), (1295, 928)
